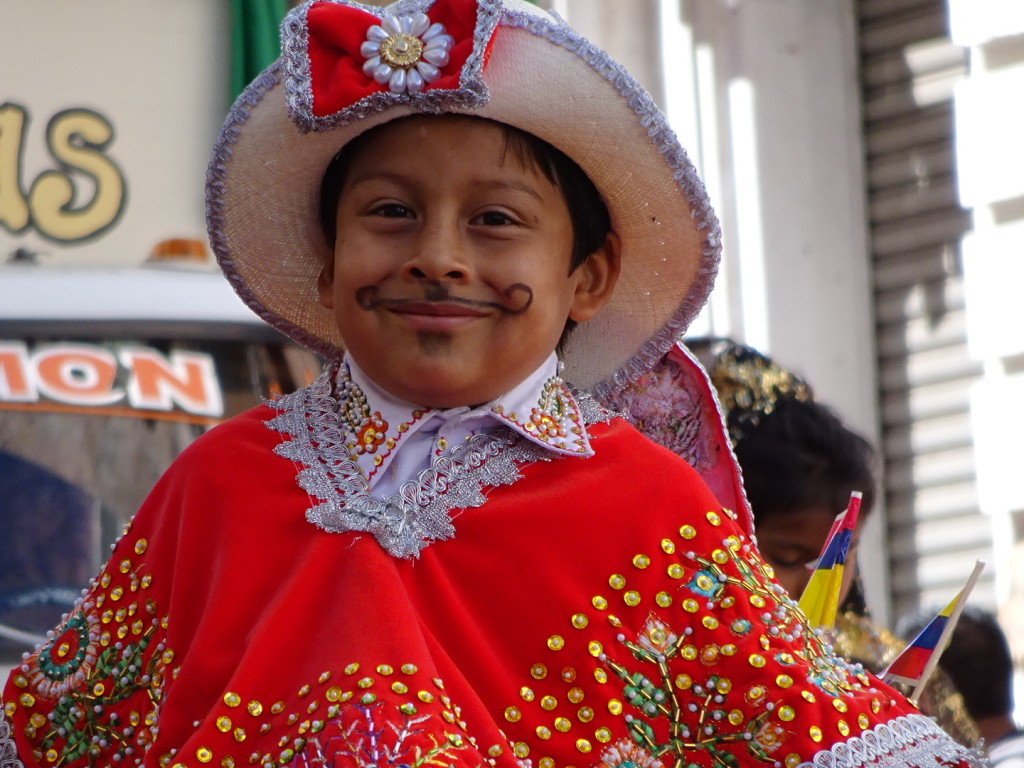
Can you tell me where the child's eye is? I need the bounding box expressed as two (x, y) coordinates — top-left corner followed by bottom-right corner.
(765, 553), (809, 570)
(369, 203), (414, 218)
(773, 558), (806, 569)
(474, 211), (516, 226)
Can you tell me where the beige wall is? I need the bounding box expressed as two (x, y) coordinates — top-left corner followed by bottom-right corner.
(0, 2), (230, 268)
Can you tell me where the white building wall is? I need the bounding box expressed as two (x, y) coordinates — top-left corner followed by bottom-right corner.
(950, 0), (1024, 662)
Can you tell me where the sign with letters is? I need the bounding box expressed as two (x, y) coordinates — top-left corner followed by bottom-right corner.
(0, 106), (126, 244)
(0, 1), (230, 267)
(0, 340), (224, 421)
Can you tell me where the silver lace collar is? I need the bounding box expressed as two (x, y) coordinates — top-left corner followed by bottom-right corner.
(266, 364), (608, 558)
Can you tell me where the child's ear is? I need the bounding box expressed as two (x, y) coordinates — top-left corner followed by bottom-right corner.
(316, 257), (336, 309)
(569, 231), (621, 322)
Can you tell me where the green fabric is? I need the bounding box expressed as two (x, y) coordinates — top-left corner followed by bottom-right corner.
(230, 0), (290, 101)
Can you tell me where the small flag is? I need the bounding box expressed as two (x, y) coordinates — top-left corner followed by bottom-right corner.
(797, 491), (861, 630)
(881, 560), (985, 705)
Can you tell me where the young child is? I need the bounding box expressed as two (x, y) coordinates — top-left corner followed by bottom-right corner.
(2, 3), (982, 768)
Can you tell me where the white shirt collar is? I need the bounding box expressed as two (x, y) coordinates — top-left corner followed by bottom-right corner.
(341, 352), (594, 491)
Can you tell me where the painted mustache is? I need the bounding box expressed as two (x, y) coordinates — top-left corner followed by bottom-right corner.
(356, 282), (534, 316)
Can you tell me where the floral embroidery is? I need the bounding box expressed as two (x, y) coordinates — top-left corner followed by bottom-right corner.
(27, 612), (100, 699)
(32, 620), (167, 765)
(599, 739), (663, 768)
(335, 363), (425, 472)
(355, 412), (389, 453)
(491, 375), (593, 455)
(293, 700), (473, 768)
(751, 720), (790, 757)
(506, 513), (929, 768)
(5, 536), (175, 768)
(672, 532), (873, 699)
(635, 617), (676, 657)
(602, 355), (714, 475)
(361, 13), (455, 94)
(181, 665), (493, 768)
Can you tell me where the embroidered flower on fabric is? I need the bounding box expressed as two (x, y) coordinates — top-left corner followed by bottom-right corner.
(491, 375), (594, 455)
(269, 362), (568, 558)
(527, 406), (566, 439)
(637, 615), (677, 656)
(686, 568), (721, 600)
(730, 618), (753, 637)
(293, 699), (475, 768)
(604, 356), (711, 473)
(360, 13), (455, 94)
(599, 739), (665, 768)
(744, 684), (769, 707)
(26, 609), (100, 699)
(807, 652), (870, 697)
(355, 412), (389, 454)
(751, 719), (791, 754)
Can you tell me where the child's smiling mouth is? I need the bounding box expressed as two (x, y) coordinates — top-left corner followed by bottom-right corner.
(386, 300), (491, 331)
(388, 300), (489, 317)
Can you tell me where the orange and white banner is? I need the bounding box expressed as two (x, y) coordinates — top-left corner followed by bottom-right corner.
(0, 340), (223, 420)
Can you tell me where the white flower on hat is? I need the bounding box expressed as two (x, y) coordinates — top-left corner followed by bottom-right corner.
(360, 13), (455, 94)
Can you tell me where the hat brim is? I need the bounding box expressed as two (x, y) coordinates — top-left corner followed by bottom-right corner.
(207, 3), (720, 395)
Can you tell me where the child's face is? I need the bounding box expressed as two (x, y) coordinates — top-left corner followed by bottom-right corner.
(318, 115), (618, 408)
(755, 505), (861, 604)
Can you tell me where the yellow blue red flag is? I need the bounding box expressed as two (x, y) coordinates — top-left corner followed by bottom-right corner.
(797, 491), (861, 630)
(881, 560), (985, 704)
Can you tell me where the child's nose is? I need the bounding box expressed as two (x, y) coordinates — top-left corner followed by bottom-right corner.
(403, 223), (470, 281)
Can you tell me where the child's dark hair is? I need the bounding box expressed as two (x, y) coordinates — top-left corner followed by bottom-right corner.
(734, 396), (877, 523)
(318, 115), (612, 345)
(685, 337), (876, 521)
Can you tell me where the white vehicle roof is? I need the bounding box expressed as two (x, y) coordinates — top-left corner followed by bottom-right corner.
(0, 265), (285, 342)
(0, 265), (255, 322)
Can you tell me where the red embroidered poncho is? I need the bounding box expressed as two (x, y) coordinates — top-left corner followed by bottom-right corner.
(2, 403), (979, 768)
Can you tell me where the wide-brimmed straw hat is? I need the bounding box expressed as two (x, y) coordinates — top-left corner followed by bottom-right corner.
(207, 0), (720, 396)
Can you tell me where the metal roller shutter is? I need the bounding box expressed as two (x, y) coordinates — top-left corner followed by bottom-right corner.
(857, 0), (994, 621)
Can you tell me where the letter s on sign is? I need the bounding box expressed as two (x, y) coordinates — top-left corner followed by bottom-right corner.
(29, 108), (126, 242)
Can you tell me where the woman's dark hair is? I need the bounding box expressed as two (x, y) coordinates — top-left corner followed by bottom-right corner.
(734, 396), (877, 524)
(318, 115), (611, 274)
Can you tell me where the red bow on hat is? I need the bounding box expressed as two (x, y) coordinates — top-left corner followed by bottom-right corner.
(305, 0), (489, 118)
